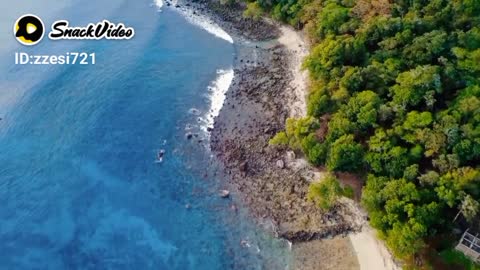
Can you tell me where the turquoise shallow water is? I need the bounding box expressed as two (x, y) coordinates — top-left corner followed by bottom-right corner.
(0, 0), (291, 269)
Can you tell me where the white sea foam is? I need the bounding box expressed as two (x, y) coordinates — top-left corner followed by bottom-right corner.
(201, 69), (234, 132)
(158, 3), (235, 137)
(170, 0), (234, 43)
(183, 14), (234, 43)
(153, 0), (163, 10)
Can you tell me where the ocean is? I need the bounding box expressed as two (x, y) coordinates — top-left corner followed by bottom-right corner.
(0, 0), (291, 269)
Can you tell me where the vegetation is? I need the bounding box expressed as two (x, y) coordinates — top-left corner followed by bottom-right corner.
(307, 174), (349, 210)
(243, 2), (263, 20)
(262, 0), (480, 263)
(439, 249), (480, 270)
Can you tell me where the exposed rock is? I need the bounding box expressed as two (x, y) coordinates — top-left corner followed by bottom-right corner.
(276, 159), (285, 169)
(239, 161), (247, 172)
(286, 151), (296, 160)
(219, 189), (230, 198)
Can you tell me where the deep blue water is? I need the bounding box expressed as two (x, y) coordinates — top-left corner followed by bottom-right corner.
(0, 0), (291, 269)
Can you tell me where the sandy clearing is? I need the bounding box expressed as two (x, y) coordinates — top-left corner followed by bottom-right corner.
(350, 226), (401, 270)
(277, 25), (309, 118)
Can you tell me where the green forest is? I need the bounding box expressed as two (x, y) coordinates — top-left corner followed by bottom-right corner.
(255, 0), (480, 265)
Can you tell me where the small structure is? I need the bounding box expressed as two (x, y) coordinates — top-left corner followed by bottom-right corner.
(456, 229), (480, 263)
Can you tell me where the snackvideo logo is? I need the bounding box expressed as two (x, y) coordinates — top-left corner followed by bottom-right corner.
(14, 14), (45, 46)
(14, 14), (135, 46)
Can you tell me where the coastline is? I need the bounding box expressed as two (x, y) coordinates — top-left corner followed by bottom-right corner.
(165, 1), (398, 269)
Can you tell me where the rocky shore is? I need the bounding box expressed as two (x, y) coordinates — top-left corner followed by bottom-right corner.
(189, 0), (366, 241)
(168, 0), (374, 268)
(209, 41), (367, 241)
(209, 36), (365, 267)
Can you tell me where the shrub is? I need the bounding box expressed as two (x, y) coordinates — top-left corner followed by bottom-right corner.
(269, 131), (289, 145)
(243, 2), (263, 20)
(308, 174), (343, 210)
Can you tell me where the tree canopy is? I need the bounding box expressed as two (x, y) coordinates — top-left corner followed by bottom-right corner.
(260, 0), (480, 261)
